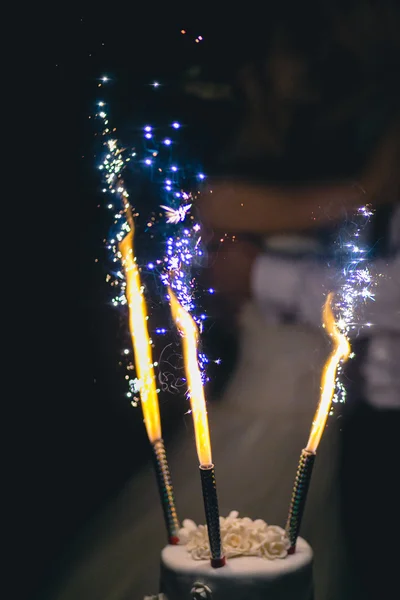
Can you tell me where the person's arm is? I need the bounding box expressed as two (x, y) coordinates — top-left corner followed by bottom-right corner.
(201, 181), (363, 234)
(198, 122), (399, 235)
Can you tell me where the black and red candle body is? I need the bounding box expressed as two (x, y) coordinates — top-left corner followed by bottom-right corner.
(286, 448), (316, 553)
(152, 438), (180, 545)
(200, 465), (226, 568)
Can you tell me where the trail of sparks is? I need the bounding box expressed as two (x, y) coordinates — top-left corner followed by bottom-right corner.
(95, 81), (212, 398)
(336, 205), (375, 335)
(331, 204), (376, 408)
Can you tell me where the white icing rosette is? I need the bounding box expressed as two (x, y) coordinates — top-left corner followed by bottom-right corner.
(178, 511), (290, 560)
(260, 525), (291, 559)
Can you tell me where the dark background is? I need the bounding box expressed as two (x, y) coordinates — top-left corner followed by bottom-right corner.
(16, 6), (400, 599)
(20, 9), (238, 600)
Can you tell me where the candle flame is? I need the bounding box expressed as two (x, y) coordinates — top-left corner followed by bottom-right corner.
(306, 292), (351, 453)
(119, 228), (161, 442)
(169, 287), (212, 466)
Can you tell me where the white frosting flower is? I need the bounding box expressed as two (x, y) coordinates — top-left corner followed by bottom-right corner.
(186, 524), (210, 560)
(176, 519), (197, 545)
(178, 511), (290, 560)
(260, 525), (291, 559)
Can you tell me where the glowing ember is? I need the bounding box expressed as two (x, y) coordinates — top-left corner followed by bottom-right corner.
(119, 229), (161, 442)
(306, 292), (351, 453)
(169, 287), (212, 466)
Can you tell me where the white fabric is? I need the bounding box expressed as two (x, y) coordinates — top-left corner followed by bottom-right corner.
(252, 254), (400, 337)
(252, 253), (301, 317)
(251, 232), (400, 409)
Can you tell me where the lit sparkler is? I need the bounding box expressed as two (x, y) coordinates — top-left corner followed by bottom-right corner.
(96, 94), (211, 396)
(95, 89), (180, 543)
(306, 293), (351, 453)
(119, 230), (160, 441)
(169, 288), (225, 568)
(286, 292), (351, 552)
(117, 213), (179, 544)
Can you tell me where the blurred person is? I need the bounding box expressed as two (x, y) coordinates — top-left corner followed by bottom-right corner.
(43, 3), (399, 600)
(194, 3), (400, 597)
(199, 181), (399, 600)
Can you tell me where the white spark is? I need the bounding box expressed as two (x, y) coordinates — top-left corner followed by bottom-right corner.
(161, 203), (192, 224)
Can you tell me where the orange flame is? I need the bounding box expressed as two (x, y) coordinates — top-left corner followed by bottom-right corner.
(169, 288), (212, 466)
(306, 292), (351, 453)
(119, 229), (161, 443)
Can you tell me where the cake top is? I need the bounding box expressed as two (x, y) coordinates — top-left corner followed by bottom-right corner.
(178, 511), (290, 561)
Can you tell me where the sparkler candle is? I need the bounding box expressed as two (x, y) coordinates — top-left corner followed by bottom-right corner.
(286, 292), (351, 552)
(119, 226), (180, 544)
(169, 287), (226, 568)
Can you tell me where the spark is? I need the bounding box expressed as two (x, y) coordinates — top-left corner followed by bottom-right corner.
(95, 73), (211, 395)
(328, 204), (376, 408)
(335, 205), (376, 337)
(160, 203), (192, 224)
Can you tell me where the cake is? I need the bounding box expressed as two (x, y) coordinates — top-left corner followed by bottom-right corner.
(158, 512), (313, 600)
